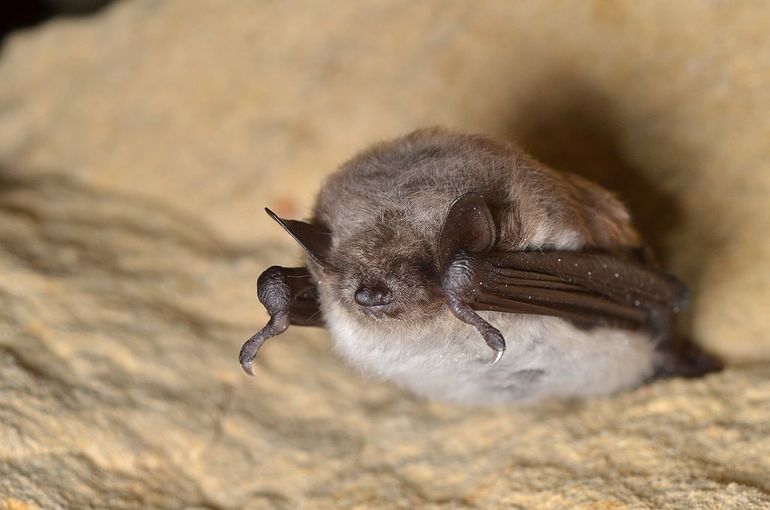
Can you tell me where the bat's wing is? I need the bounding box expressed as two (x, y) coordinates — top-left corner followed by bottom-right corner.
(438, 193), (687, 362)
(472, 250), (686, 330)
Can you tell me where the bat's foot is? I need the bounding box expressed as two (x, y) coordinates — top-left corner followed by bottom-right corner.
(654, 340), (723, 379)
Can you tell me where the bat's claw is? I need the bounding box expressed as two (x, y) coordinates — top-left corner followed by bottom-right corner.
(239, 330), (267, 376)
(238, 313), (290, 376)
(485, 328), (506, 365)
(240, 360), (255, 376)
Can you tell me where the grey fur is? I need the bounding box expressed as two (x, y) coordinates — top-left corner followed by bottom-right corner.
(302, 128), (661, 404)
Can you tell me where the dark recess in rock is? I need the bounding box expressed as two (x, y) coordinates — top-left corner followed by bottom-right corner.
(0, 0), (113, 45)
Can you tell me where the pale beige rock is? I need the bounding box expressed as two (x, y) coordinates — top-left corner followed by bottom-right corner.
(1, 1), (769, 508)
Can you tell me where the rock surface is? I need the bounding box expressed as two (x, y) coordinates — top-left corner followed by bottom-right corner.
(1, 1), (769, 508)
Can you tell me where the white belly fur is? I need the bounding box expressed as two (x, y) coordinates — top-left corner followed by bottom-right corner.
(323, 303), (657, 405)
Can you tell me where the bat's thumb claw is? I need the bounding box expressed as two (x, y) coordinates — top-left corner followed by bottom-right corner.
(240, 360), (255, 376)
(239, 329), (269, 376)
(238, 344), (257, 376)
(238, 314), (290, 376)
(482, 328), (506, 365)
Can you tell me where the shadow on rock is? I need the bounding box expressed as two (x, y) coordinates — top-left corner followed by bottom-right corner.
(504, 76), (684, 264)
(501, 74), (726, 357)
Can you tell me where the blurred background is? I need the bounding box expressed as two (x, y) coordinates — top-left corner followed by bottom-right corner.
(1, 1), (769, 508)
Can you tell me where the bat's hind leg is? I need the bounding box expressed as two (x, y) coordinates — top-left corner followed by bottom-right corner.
(653, 339), (723, 379)
(239, 266), (321, 375)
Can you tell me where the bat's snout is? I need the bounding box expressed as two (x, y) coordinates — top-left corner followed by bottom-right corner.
(354, 281), (396, 316)
(355, 281), (393, 306)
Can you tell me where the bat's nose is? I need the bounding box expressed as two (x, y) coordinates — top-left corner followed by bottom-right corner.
(354, 282), (393, 308)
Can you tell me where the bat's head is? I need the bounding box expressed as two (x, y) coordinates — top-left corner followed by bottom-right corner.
(323, 216), (447, 324)
(265, 193), (497, 329)
(266, 208), (446, 324)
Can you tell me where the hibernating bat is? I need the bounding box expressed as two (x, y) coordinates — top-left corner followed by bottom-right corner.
(239, 128), (720, 405)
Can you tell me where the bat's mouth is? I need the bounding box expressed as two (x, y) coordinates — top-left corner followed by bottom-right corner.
(356, 302), (399, 319)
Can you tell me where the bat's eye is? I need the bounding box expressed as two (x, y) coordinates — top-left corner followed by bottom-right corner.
(354, 281), (393, 308)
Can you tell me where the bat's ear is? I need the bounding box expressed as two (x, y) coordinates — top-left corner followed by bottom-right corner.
(265, 208), (332, 267)
(437, 192), (496, 268)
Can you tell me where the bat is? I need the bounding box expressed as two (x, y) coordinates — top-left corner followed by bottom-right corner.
(239, 128), (720, 404)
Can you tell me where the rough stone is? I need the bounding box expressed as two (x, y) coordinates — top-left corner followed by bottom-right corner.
(1, 1), (769, 508)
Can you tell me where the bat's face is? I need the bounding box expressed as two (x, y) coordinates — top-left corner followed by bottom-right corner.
(320, 222), (446, 325)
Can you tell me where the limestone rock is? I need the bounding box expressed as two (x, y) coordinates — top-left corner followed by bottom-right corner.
(1, 1), (769, 508)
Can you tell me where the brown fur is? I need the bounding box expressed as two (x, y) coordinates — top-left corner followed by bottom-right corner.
(311, 127), (640, 326)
